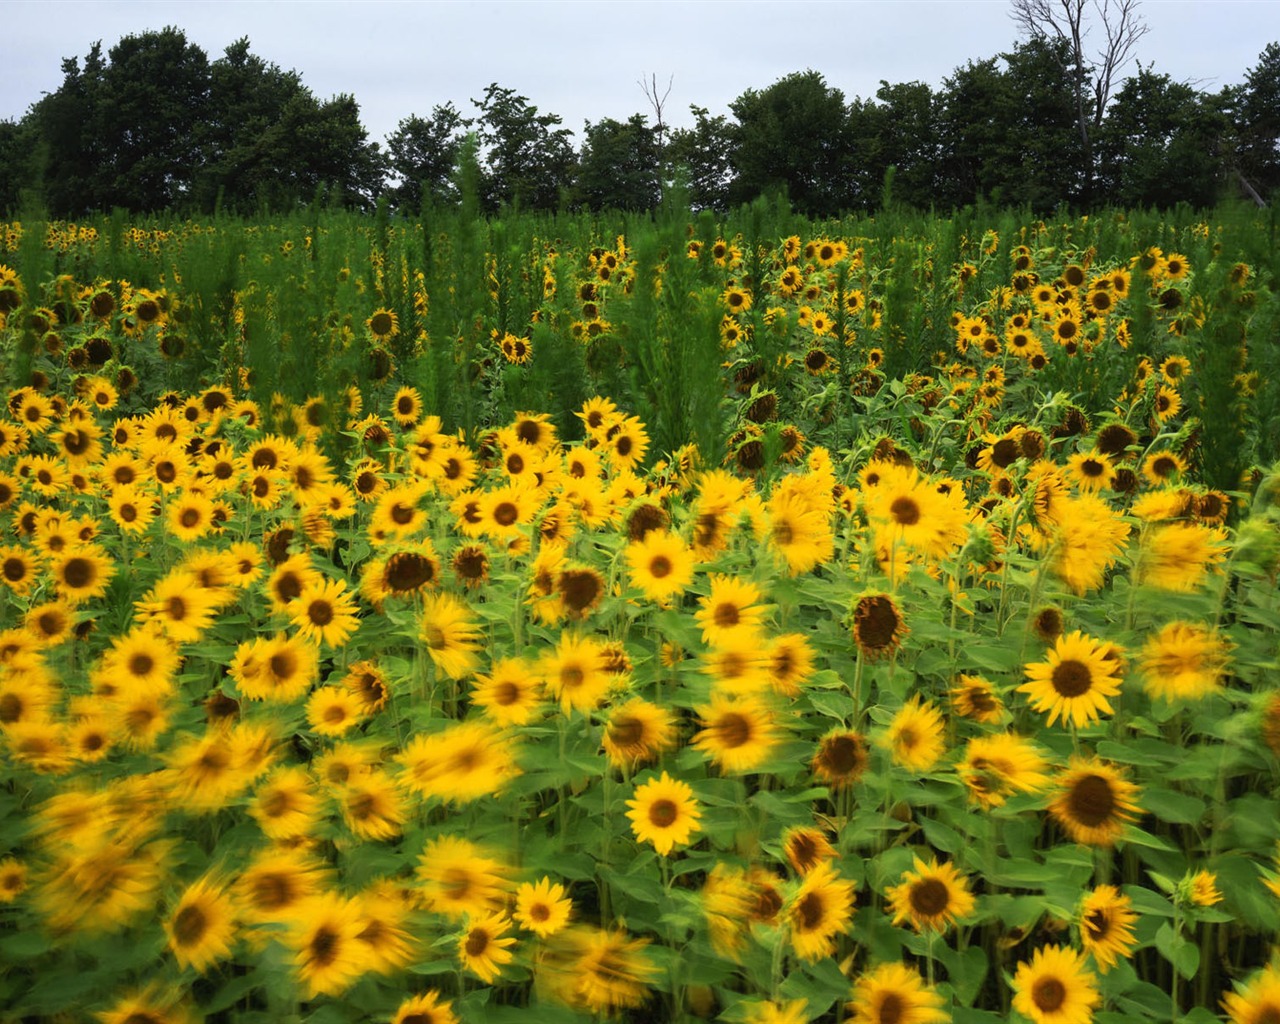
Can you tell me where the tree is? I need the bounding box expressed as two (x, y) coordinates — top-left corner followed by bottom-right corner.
(1010, 0), (1148, 199)
(471, 84), (576, 212)
(1231, 42), (1280, 200)
(191, 37), (312, 211)
(575, 114), (661, 212)
(385, 103), (468, 212)
(936, 38), (1084, 210)
(847, 81), (941, 210)
(665, 106), (735, 212)
(28, 43), (110, 216)
(727, 70), (853, 216)
(1097, 67), (1226, 207)
(96, 27), (211, 210)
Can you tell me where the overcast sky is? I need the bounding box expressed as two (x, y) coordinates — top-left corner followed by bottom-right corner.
(2, 0), (1277, 145)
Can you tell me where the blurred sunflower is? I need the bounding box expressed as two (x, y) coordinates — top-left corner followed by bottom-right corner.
(1078, 884), (1138, 973)
(602, 698), (675, 769)
(164, 874), (237, 973)
(1049, 757), (1140, 846)
(786, 861), (856, 961)
(693, 694), (780, 773)
(1139, 621), (1231, 702)
(882, 696), (945, 772)
(847, 962), (947, 1024)
(459, 912), (516, 983)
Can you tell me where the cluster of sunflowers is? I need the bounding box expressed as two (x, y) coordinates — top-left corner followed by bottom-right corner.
(1, 321), (1280, 1024)
(1, 210), (1279, 1023)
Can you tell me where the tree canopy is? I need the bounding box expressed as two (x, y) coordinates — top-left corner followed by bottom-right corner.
(1, 23), (1277, 217)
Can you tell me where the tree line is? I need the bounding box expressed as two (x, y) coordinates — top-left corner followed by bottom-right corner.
(0, 25), (1276, 218)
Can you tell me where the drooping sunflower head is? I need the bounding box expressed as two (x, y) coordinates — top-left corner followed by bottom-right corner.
(851, 593), (907, 661)
(1049, 757), (1140, 847)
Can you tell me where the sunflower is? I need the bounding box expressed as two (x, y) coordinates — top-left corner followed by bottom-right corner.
(514, 877), (573, 938)
(340, 770), (407, 841)
(0, 544), (38, 595)
(164, 874), (237, 973)
(1153, 385), (1181, 424)
(305, 686), (364, 736)
(811, 729), (870, 790)
(766, 488), (835, 575)
(459, 911), (516, 983)
(1019, 630), (1123, 729)
(1138, 522), (1229, 593)
(886, 855), (976, 933)
(1138, 621), (1231, 702)
(1065, 450), (1116, 493)
(0, 857), (27, 903)
(626, 771), (702, 856)
(847, 962), (948, 1024)
(164, 729), (261, 812)
(1048, 494), (1132, 595)
(138, 571), (219, 644)
(391, 991), (458, 1024)
(420, 592), (482, 680)
(397, 720), (519, 804)
(782, 825), (837, 876)
(786, 861), (857, 961)
(50, 545), (115, 604)
(250, 765), (323, 839)
(24, 600), (75, 647)
(235, 848), (331, 927)
(852, 593), (908, 660)
(289, 577), (360, 647)
(602, 698), (676, 768)
(695, 575), (768, 647)
(351, 884), (417, 976)
(165, 491), (214, 543)
(1184, 869), (1222, 907)
(558, 926), (657, 1015)
(692, 694), (780, 773)
(289, 893), (371, 998)
(882, 697), (946, 772)
(367, 307), (400, 340)
(949, 674), (1005, 723)
(1049, 757), (1140, 846)
(230, 633), (318, 703)
(759, 632), (814, 697)
(1223, 965), (1280, 1024)
(744, 999), (811, 1024)
(606, 415), (650, 472)
(1078, 885), (1137, 973)
(958, 733), (1051, 808)
(624, 529), (696, 605)
(101, 626), (182, 695)
(416, 835), (509, 919)
(1011, 945), (1100, 1024)
(541, 631), (611, 714)
(95, 983), (193, 1024)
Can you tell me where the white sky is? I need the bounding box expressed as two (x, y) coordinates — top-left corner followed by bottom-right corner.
(2, 0), (1278, 146)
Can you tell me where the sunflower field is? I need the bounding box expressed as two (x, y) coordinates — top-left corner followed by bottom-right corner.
(1, 202), (1280, 1024)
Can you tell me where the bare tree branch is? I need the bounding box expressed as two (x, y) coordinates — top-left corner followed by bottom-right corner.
(638, 73), (674, 150)
(1009, 0), (1147, 196)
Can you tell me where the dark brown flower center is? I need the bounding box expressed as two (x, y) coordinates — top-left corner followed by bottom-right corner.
(648, 799), (678, 828)
(1067, 774), (1116, 827)
(1051, 660), (1092, 697)
(909, 877), (950, 917)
